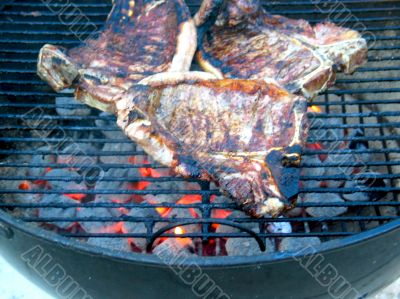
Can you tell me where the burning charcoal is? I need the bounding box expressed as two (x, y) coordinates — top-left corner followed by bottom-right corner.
(380, 206), (398, 217)
(55, 92), (91, 116)
(39, 194), (77, 229)
(136, 152), (174, 177)
(100, 142), (135, 164)
(77, 206), (115, 233)
(323, 167), (345, 189)
(152, 237), (194, 262)
(348, 129), (372, 162)
(209, 182), (220, 190)
(95, 112), (126, 140)
(87, 237), (132, 252)
(123, 207), (158, 251)
(225, 237), (274, 256)
(142, 181), (196, 205)
(212, 195), (231, 204)
(166, 207), (200, 234)
(322, 153), (355, 188)
(278, 237), (321, 252)
(94, 168), (140, 216)
(310, 117), (344, 146)
(12, 193), (42, 217)
(28, 146), (56, 177)
(45, 169), (86, 193)
(302, 193), (348, 217)
(343, 173), (387, 202)
(57, 143), (99, 172)
(267, 218), (292, 234)
(217, 210), (258, 234)
(301, 155), (324, 189)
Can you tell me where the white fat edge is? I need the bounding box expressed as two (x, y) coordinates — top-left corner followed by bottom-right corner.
(262, 76), (281, 87)
(125, 120), (174, 166)
(169, 20), (197, 72)
(138, 71), (217, 85)
(307, 38), (366, 49)
(145, 0), (166, 15)
(266, 32), (335, 98)
(289, 104), (302, 147)
(258, 197), (285, 216)
(267, 183), (283, 199)
(313, 38), (367, 73)
(89, 60), (107, 68)
(115, 93), (136, 129)
(296, 61), (334, 98)
(239, 124), (254, 144)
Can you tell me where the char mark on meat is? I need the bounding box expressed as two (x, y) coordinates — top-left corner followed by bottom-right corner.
(37, 0), (197, 101)
(94, 72), (308, 218)
(195, 0), (368, 98)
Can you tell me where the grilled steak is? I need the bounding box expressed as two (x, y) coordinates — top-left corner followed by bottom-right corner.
(74, 72), (308, 218)
(195, 0), (368, 98)
(36, 0), (309, 217)
(37, 0), (197, 99)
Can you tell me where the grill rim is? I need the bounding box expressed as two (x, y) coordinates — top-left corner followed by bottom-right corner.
(1, 207), (400, 266)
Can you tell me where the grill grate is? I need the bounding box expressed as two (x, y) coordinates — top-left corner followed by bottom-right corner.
(0, 0), (400, 255)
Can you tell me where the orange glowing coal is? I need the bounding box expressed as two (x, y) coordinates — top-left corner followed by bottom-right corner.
(308, 105), (322, 113)
(64, 193), (86, 201)
(210, 196), (233, 229)
(18, 180), (31, 190)
(173, 226), (193, 247)
(176, 195), (201, 218)
(150, 194), (202, 218)
(307, 143), (327, 161)
(129, 155), (161, 191)
(212, 209), (233, 219)
(111, 198), (130, 215)
(145, 198), (171, 217)
(99, 222), (125, 234)
(174, 226), (185, 235)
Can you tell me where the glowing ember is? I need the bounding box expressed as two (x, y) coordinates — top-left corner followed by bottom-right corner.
(111, 198), (130, 215)
(210, 196), (233, 229)
(146, 198), (171, 217)
(176, 195), (201, 218)
(64, 193), (86, 201)
(307, 143), (327, 161)
(173, 226), (192, 247)
(308, 105), (322, 113)
(99, 222), (124, 234)
(212, 209), (233, 219)
(33, 167), (52, 185)
(129, 155), (162, 190)
(18, 181), (31, 190)
(174, 226), (184, 235)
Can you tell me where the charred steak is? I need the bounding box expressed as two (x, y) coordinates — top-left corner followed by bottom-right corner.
(37, 0), (197, 104)
(195, 0), (368, 98)
(72, 72), (308, 218)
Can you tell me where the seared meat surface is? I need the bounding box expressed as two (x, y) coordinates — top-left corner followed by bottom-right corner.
(37, 0), (197, 99)
(36, 0), (310, 217)
(196, 0), (368, 98)
(78, 72), (308, 217)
